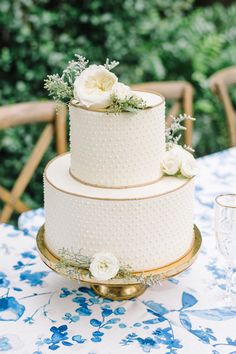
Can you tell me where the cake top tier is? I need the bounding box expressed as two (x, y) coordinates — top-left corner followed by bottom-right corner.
(44, 52), (198, 183)
(69, 91), (166, 188)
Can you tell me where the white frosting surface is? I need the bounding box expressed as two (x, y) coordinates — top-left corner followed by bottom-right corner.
(133, 91), (163, 107)
(69, 91), (165, 188)
(46, 153), (190, 200)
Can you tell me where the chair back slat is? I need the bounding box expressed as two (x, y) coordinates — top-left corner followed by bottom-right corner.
(54, 104), (68, 154)
(168, 101), (181, 118)
(132, 81), (187, 100)
(209, 66), (236, 147)
(1, 123), (54, 223)
(209, 66), (236, 88)
(0, 101), (56, 130)
(131, 81), (194, 146)
(0, 101), (67, 223)
(0, 185), (28, 213)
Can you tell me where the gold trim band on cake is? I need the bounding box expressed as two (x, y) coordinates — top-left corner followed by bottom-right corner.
(69, 90), (165, 112)
(44, 153), (193, 202)
(69, 168), (163, 190)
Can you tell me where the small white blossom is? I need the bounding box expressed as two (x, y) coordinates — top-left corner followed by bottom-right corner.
(180, 149), (198, 178)
(89, 252), (120, 281)
(161, 147), (182, 175)
(111, 82), (132, 100)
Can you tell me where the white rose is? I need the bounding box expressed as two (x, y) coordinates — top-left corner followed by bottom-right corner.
(73, 65), (118, 109)
(161, 147), (182, 175)
(89, 252), (120, 281)
(111, 82), (131, 100)
(180, 150), (198, 178)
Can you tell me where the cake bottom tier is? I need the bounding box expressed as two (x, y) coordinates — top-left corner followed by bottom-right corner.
(44, 153), (195, 272)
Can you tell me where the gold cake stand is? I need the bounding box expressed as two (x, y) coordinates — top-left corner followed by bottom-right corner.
(36, 225), (202, 300)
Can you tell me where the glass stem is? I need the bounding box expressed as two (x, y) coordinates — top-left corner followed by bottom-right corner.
(225, 262), (233, 305)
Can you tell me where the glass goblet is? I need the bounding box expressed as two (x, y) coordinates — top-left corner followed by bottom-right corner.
(215, 194), (236, 305)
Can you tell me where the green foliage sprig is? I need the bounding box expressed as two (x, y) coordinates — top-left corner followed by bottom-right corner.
(58, 247), (91, 268)
(44, 54), (89, 104)
(108, 93), (147, 114)
(56, 248), (91, 279)
(61, 54), (89, 85)
(165, 114), (195, 151)
(104, 58), (119, 71)
(44, 74), (73, 103)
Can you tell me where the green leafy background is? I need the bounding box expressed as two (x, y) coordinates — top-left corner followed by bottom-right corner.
(0, 0), (236, 218)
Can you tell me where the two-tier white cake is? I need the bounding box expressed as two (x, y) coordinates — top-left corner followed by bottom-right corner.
(44, 56), (196, 279)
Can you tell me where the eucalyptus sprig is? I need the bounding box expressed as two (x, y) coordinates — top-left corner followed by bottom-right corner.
(44, 74), (73, 104)
(108, 93), (147, 114)
(44, 54), (90, 104)
(58, 247), (91, 268)
(61, 54), (89, 86)
(55, 248), (91, 280)
(165, 114), (195, 151)
(104, 58), (119, 71)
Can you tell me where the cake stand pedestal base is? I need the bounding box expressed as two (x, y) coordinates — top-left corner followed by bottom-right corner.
(36, 225), (202, 300)
(91, 283), (147, 301)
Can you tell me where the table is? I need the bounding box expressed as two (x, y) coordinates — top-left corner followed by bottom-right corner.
(1, 148), (236, 354)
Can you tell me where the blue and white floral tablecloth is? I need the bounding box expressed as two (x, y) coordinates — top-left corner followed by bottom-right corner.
(1, 148), (236, 354)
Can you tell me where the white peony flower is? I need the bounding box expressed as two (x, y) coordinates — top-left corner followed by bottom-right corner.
(89, 252), (120, 281)
(180, 150), (198, 178)
(111, 82), (132, 100)
(161, 147), (182, 175)
(73, 65), (118, 109)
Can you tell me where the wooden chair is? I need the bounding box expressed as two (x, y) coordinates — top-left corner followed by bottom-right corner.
(209, 66), (236, 147)
(130, 81), (194, 146)
(0, 101), (67, 223)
